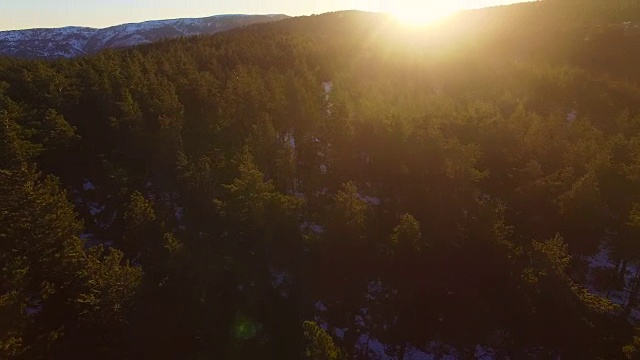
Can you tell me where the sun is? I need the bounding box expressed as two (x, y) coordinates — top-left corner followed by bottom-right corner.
(389, 2), (459, 27)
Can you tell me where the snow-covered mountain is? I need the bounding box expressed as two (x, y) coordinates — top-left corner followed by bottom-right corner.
(0, 14), (288, 59)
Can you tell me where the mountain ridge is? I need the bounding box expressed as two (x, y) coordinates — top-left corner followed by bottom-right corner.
(0, 14), (289, 59)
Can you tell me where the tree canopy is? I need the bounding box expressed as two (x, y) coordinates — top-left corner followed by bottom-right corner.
(2, 1), (640, 358)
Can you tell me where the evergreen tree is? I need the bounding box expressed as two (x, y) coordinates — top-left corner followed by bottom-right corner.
(303, 321), (341, 360)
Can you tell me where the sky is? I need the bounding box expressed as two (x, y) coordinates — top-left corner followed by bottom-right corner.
(0, 0), (530, 31)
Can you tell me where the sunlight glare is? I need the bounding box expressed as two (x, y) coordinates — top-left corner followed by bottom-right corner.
(390, 1), (459, 27)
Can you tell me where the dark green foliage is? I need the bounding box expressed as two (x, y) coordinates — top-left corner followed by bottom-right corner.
(390, 213), (423, 253)
(2, 1), (640, 358)
(0, 166), (141, 358)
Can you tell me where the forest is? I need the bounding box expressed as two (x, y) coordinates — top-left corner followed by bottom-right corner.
(2, 0), (640, 358)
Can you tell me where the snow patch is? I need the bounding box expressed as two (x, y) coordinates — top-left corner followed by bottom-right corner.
(301, 222), (325, 234)
(285, 133), (296, 149)
(1, 15), (287, 59)
(174, 206), (184, 221)
(323, 81), (333, 94)
(315, 301), (328, 312)
(334, 327), (347, 340)
(270, 268), (291, 288)
(586, 242), (614, 271)
(82, 179), (96, 191)
(475, 345), (498, 359)
(584, 242), (640, 321)
(87, 202), (106, 216)
(26, 300), (43, 317)
(356, 335), (443, 360)
(291, 191), (306, 199)
(271, 269), (292, 298)
(358, 193), (381, 206)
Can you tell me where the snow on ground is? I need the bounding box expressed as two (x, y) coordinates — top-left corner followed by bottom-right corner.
(25, 300), (43, 317)
(270, 268), (292, 298)
(87, 202), (106, 216)
(315, 301), (328, 312)
(361, 152), (372, 164)
(475, 345), (498, 359)
(300, 222), (325, 234)
(2, 15), (288, 59)
(323, 81), (334, 114)
(306, 240), (624, 358)
(285, 133), (296, 149)
(584, 241), (640, 321)
(327, 103), (334, 116)
(314, 188), (330, 197)
(314, 301), (330, 330)
(358, 193), (381, 206)
(334, 327), (347, 340)
(358, 335), (390, 359)
(366, 279), (385, 301)
(313, 278), (501, 359)
(355, 314), (367, 328)
(586, 242), (615, 271)
(356, 336), (461, 360)
(323, 81), (333, 94)
(111, 34), (152, 47)
(310, 224), (325, 234)
(585, 243), (623, 299)
(270, 268), (290, 287)
(290, 190), (306, 199)
(174, 206), (185, 221)
(82, 179), (96, 191)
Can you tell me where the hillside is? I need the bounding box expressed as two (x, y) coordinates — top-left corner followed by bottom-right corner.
(0, 14), (288, 59)
(2, 2), (640, 359)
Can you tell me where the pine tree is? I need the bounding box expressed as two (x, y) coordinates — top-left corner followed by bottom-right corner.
(0, 166), (141, 358)
(303, 321), (341, 360)
(390, 213), (423, 254)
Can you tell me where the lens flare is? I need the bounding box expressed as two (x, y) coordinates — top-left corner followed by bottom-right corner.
(389, 2), (459, 26)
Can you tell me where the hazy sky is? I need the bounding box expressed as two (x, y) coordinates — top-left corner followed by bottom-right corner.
(0, 0), (530, 31)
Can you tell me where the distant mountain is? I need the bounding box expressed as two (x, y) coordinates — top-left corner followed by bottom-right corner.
(0, 14), (289, 59)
